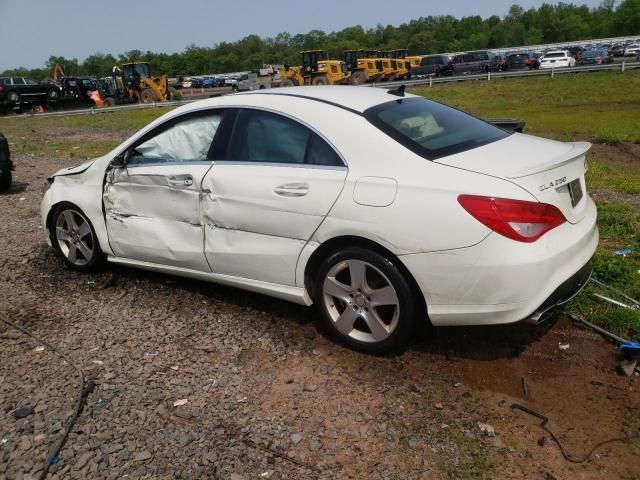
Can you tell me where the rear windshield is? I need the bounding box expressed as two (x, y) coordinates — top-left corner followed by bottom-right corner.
(364, 97), (509, 160)
(545, 52), (566, 58)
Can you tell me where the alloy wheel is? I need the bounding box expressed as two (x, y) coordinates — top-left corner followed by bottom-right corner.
(322, 259), (400, 343)
(55, 209), (95, 266)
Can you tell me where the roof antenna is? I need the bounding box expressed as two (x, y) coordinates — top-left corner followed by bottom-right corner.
(388, 85), (405, 97)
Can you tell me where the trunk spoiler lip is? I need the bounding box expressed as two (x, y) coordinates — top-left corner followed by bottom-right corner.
(506, 141), (591, 179)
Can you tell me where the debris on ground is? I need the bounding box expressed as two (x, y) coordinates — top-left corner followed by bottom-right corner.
(617, 359), (637, 377)
(13, 405), (34, 419)
(477, 422), (496, 437)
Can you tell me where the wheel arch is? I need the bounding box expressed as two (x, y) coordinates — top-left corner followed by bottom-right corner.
(302, 235), (428, 321)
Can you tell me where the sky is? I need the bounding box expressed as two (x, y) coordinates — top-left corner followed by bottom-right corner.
(0, 0), (604, 71)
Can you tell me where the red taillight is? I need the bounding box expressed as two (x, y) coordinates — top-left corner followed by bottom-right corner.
(595, 57), (602, 62)
(0, 84), (4, 92)
(457, 195), (566, 243)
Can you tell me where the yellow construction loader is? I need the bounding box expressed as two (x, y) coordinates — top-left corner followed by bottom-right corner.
(120, 62), (179, 103)
(280, 51), (349, 86)
(344, 50), (385, 84)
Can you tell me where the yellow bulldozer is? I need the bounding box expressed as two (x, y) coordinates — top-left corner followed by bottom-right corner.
(380, 50), (412, 80)
(120, 62), (179, 103)
(344, 50), (385, 84)
(280, 51), (349, 86)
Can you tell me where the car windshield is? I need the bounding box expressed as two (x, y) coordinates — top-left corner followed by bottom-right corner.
(364, 97), (509, 160)
(545, 52), (566, 58)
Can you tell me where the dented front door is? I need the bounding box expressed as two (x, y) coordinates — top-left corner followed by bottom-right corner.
(103, 111), (222, 271)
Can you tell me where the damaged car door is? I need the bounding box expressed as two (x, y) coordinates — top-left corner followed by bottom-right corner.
(103, 111), (222, 271)
(202, 108), (347, 286)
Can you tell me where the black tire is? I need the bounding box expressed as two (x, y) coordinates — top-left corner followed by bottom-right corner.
(7, 91), (20, 103)
(314, 247), (418, 354)
(311, 75), (328, 86)
(350, 70), (367, 85)
(140, 88), (156, 104)
(103, 97), (116, 107)
(280, 78), (297, 87)
(0, 134), (11, 193)
(49, 202), (105, 273)
(232, 85), (238, 92)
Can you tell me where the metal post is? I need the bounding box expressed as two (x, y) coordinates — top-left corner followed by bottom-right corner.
(488, 70), (491, 81)
(429, 76), (432, 87)
(551, 68), (554, 78)
(622, 61), (625, 72)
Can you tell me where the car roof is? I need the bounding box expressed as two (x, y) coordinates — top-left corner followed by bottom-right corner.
(229, 86), (414, 114)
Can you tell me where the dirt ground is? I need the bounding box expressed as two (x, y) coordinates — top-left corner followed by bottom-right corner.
(1, 154), (639, 480)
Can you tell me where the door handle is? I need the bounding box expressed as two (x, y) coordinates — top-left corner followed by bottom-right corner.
(168, 175), (193, 187)
(273, 182), (309, 197)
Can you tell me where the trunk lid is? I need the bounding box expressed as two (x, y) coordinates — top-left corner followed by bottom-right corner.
(436, 133), (590, 224)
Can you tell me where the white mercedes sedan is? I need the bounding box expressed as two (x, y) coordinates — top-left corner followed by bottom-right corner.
(539, 50), (576, 68)
(41, 86), (597, 353)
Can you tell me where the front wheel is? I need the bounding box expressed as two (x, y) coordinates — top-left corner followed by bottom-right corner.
(8, 91), (20, 103)
(314, 247), (418, 354)
(140, 88), (156, 104)
(51, 203), (105, 272)
(311, 75), (328, 86)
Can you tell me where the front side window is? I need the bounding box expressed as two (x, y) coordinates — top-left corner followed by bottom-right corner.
(227, 109), (343, 166)
(25, 78), (39, 85)
(12, 78), (25, 85)
(130, 112), (221, 165)
(365, 97), (509, 160)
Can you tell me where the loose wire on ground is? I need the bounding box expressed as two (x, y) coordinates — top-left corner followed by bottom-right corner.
(0, 316), (94, 480)
(511, 403), (639, 464)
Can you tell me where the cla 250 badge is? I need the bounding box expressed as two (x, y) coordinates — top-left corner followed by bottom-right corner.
(539, 176), (566, 192)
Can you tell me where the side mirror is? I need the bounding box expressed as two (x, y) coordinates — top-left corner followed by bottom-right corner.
(110, 150), (130, 168)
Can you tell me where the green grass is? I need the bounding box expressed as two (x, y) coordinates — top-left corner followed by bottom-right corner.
(0, 107), (171, 158)
(588, 159), (640, 195)
(414, 71), (640, 339)
(411, 70), (640, 143)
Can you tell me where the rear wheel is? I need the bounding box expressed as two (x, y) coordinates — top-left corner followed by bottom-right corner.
(314, 247), (417, 354)
(140, 88), (156, 104)
(350, 70), (367, 85)
(51, 203), (105, 272)
(103, 97), (116, 107)
(8, 91), (20, 103)
(311, 75), (328, 86)
(280, 78), (297, 87)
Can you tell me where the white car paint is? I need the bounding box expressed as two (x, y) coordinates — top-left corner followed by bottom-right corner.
(41, 86), (598, 329)
(539, 50), (576, 68)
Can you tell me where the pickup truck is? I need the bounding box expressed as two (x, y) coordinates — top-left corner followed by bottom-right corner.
(0, 77), (62, 104)
(227, 72), (272, 92)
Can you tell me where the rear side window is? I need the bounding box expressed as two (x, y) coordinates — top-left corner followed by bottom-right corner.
(227, 109), (343, 166)
(364, 97), (509, 161)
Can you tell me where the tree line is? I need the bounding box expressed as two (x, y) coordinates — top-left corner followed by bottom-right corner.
(2, 1), (639, 80)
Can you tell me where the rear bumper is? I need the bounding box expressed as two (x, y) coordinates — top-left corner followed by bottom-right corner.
(524, 258), (592, 324)
(400, 196), (598, 326)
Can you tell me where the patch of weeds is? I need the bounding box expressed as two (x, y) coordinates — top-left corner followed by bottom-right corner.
(440, 426), (492, 480)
